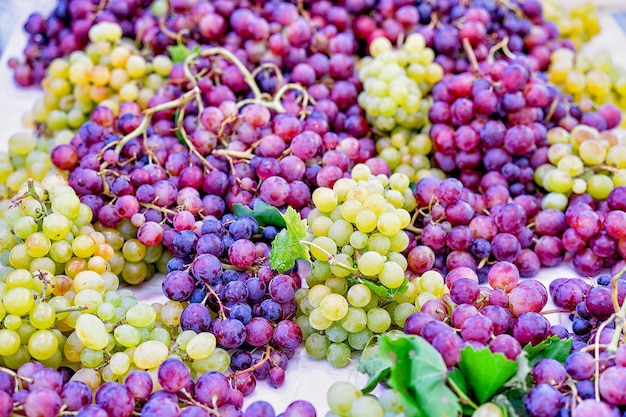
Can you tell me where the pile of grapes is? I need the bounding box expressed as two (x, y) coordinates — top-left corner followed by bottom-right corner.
(1, 0), (626, 416)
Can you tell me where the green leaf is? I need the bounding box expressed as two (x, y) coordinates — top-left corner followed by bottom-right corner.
(357, 350), (393, 394)
(360, 279), (391, 298)
(269, 206), (310, 273)
(447, 368), (469, 399)
(492, 389), (530, 417)
(167, 44), (199, 63)
(233, 201), (286, 228)
(523, 336), (573, 367)
(504, 351), (532, 392)
(379, 334), (461, 417)
(458, 346), (518, 404)
(388, 277), (409, 296)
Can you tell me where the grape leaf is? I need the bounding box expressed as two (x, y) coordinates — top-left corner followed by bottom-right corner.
(379, 334), (461, 417)
(233, 201), (286, 227)
(523, 336), (573, 366)
(168, 44), (200, 62)
(492, 389), (530, 417)
(360, 279), (391, 298)
(458, 346), (518, 404)
(269, 206), (310, 273)
(388, 277), (409, 296)
(357, 350), (392, 393)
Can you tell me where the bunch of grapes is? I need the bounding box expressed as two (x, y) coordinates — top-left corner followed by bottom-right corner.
(405, 261), (550, 367)
(0, 181), (198, 380)
(358, 34), (443, 132)
(548, 48), (626, 128)
(30, 22), (173, 135)
(10, 0), (158, 87)
(161, 213), (303, 395)
(294, 164), (424, 367)
(535, 124), (626, 203)
(0, 358), (316, 417)
(540, 0), (601, 50)
(373, 126), (445, 184)
(0, 132), (55, 199)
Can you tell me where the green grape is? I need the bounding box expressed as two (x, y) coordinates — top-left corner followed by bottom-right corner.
(367, 233), (391, 255)
(326, 276), (349, 295)
(114, 324), (141, 348)
(81, 347), (105, 368)
(329, 254), (353, 278)
(305, 333), (330, 359)
(347, 328), (373, 351)
(75, 314), (108, 350)
(326, 322), (348, 343)
(74, 289), (103, 313)
(125, 304), (156, 328)
(587, 174), (614, 200)
(13, 217), (38, 240)
(347, 284), (371, 308)
(191, 347), (230, 374)
(312, 187), (338, 213)
(0, 329), (21, 356)
(341, 307), (368, 333)
(327, 381), (360, 415)
(379, 262), (405, 288)
(357, 251), (384, 276)
(28, 329), (58, 361)
(3, 287), (34, 316)
(355, 210), (378, 233)
(393, 303), (417, 327)
(309, 308), (333, 330)
(541, 192), (569, 211)
(133, 341), (169, 369)
(110, 352), (131, 375)
(327, 220), (353, 247)
(326, 342), (351, 368)
(367, 308), (392, 333)
(351, 396), (385, 417)
(185, 332), (216, 360)
(29, 302), (56, 329)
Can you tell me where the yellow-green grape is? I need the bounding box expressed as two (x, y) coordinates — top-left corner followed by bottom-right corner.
(133, 341), (169, 369)
(359, 34), (441, 131)
(185, 332), (217, 360)
(28, 329), (58, 361)
(74, 314), (108, 350)
(357, 251), (385, 277)
(319, 293), (349, 321)
(542, 0), (600, 50)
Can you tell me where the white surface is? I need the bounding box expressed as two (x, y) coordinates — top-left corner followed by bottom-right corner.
(0, 2), (625, 414)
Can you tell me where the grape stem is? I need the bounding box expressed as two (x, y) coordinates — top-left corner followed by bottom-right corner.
(594, 317), (614, 401)
(0, 366), (33, 385)
(174, 102), (219, 172)
(462, 38), (481, 75)
(299, 240), (358, 274)
(447, 375), (478, 410)
(487, 36), (516, 63)
(55, 305), (89, 313)
(99, 87), (200, 171)
(229, 344), (273, 379)
(203, 283), (227, 319)
(139, 203), (178, 216)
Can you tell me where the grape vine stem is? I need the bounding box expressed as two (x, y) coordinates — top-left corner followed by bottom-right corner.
(447, 375), (478, 410)
(99, 87), (200, 171)
(229, 344), (273, 379)
(299, 240), (358, 274)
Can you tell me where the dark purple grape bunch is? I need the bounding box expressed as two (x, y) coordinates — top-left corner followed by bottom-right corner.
(406, 0), (570, 74)
(162, 213), (303, 394)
